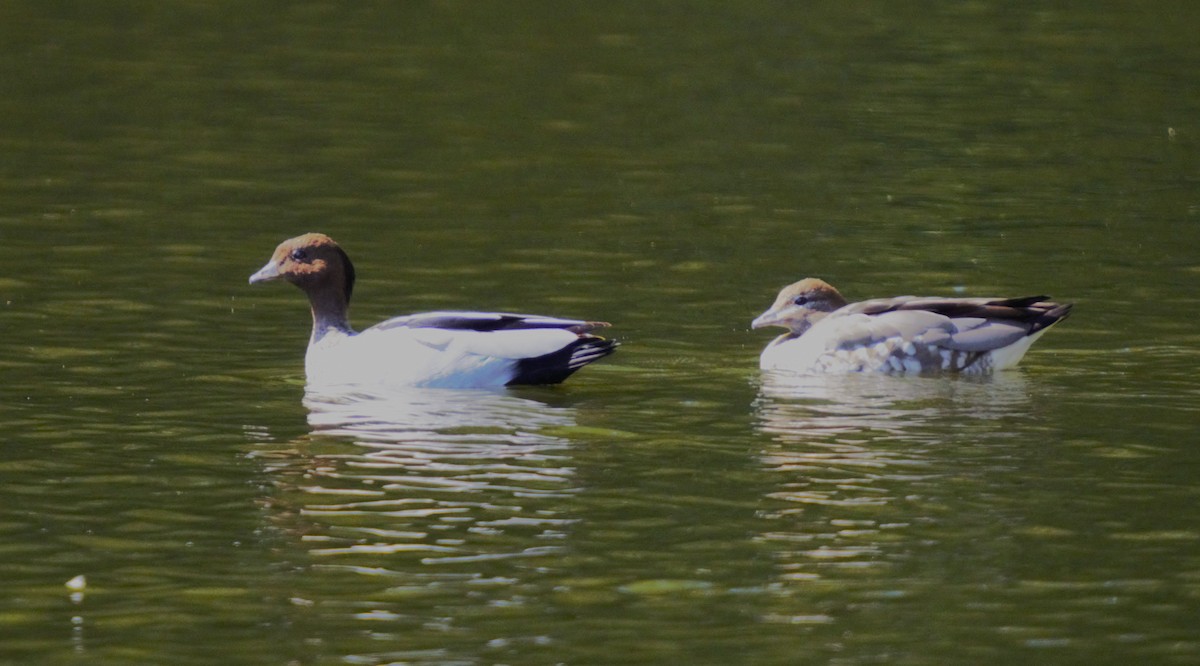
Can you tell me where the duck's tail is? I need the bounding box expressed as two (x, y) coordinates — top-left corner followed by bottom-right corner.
(507, 336), (619, 386)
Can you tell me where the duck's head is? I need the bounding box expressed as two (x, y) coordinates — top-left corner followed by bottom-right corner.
(751, 278), (847, 334)
(249, 233), (356, 304)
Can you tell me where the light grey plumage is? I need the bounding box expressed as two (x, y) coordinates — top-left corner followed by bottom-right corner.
(752, 278), (1072, 374)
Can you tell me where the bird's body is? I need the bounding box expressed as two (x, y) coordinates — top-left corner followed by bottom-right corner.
(752, 278), (1071, 375)
(249, 233), (616, 389)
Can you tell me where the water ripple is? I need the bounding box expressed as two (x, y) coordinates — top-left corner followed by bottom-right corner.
(753, 372), (1036, 580)
(257, 388), (581, 579)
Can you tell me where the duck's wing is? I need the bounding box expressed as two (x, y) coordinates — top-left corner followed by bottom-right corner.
(359, 311), (617, 387)
(371, 311), (608, 334)
(844, 295), (1071, 339)
(801, 295), (1070, 371)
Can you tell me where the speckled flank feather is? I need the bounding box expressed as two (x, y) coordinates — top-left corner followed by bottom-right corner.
(801, 333), (986, 374)
(754, 278), (1071, 375)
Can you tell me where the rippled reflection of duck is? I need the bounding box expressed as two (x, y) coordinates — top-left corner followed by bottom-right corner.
(752, 278), (1072, 375)
(259, 388), (581, 560)
(302, 385), (577, 443)
(752, 370), (1041, 591)
(249, 233), (617, 390)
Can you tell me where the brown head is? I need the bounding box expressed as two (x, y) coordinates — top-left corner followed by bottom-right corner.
(249, 233), (357, 334)
(751, 278), (848, 335)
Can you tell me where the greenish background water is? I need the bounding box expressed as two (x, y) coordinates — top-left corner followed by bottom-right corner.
(2, 2), (1199, 664)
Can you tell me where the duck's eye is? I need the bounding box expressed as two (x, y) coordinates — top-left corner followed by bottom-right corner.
(289, 249), (308, 262)
(793, 295), (809, 306)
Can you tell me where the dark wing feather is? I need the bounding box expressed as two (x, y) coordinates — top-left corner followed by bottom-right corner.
(508, 337), (619, 386)
(850, 296), (1072, 336)
(372, 311), (609, 334)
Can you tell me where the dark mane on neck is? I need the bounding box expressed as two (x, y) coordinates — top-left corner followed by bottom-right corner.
(335, 244), (355, 305)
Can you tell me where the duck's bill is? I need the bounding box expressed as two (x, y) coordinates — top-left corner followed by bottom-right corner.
(249, 261), (281, 284)
(751, 310), (780, 329)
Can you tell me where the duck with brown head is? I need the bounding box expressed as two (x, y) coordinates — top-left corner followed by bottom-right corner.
(250, 233), (617, 389)
(249, 233), (358, 341)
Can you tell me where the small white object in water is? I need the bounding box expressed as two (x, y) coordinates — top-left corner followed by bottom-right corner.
(65, 575), (87, 591)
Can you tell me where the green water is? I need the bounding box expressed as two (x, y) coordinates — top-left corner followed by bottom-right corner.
(2, 2), (1199, 664)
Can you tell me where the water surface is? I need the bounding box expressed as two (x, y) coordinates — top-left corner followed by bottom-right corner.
(2, 2), (1199, 664)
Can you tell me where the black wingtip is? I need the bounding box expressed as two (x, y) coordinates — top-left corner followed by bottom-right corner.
(507, 337), (619, 386)
(1030, 301), (1073, 334)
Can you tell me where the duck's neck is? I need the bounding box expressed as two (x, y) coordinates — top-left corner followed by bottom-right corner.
(306, 287), (354, 343)
(789, 310), (828, 336)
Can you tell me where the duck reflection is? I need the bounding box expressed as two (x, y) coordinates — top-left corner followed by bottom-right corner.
(304, 386), (576, 446)
(263, 387), (580, 567)
(756, 369), (1033, 438)
(753, 371), (1035, 586)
